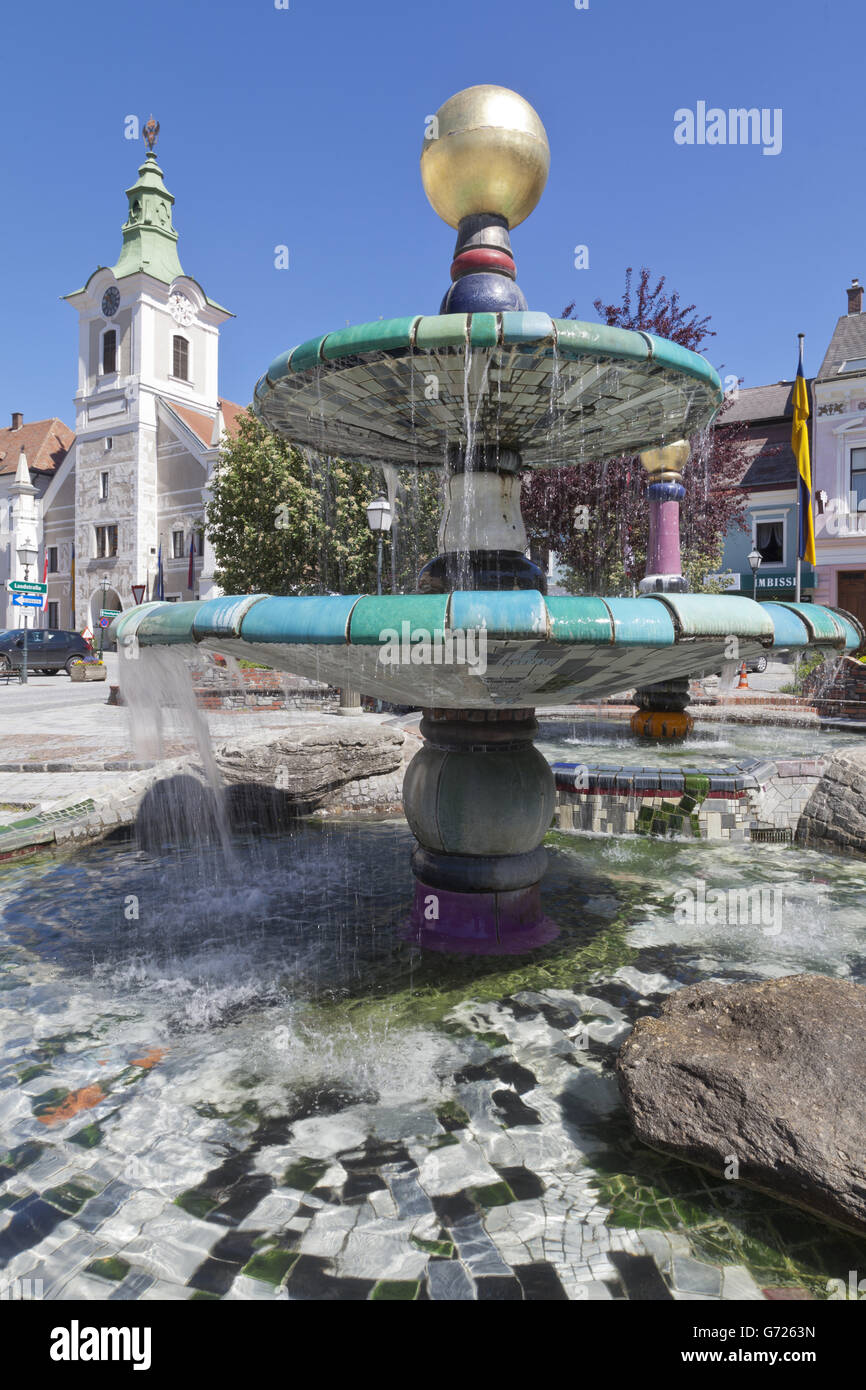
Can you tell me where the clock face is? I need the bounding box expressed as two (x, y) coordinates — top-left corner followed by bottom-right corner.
(101, 287), (120, 318)
(168, 292), (194, 327)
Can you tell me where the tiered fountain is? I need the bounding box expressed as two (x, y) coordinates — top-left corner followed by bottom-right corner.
(112, 86), (862, 954)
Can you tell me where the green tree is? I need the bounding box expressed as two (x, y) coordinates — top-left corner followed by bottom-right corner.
(207, 410), (441, 595)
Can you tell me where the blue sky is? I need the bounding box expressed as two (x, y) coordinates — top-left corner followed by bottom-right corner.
(0, 0), (861, 425)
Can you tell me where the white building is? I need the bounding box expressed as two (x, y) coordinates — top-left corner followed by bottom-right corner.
(0, 132), (241, 634)
(812, 277), (866, 630)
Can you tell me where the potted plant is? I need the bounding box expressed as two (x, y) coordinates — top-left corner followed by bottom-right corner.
(69, 655), (108, 683)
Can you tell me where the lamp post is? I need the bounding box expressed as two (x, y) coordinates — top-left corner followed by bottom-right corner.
(747, 546), (763, 595)
(16, 541), (38, 685)
(97, 573), (109, 659)
(365, 494), (393, 596)
(364, 494), (393, 714)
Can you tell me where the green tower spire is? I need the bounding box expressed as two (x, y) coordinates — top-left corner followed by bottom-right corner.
(108, 121), (183, 282)
(111, 147), (185, 283)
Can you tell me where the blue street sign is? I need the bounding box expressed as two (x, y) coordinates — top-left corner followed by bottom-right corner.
(11, 594), (44, 608)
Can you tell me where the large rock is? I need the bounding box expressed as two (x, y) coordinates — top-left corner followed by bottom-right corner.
(212, 720), (406, 809)
(798, 746), (866, 857)
(617, 975), (866, 1234)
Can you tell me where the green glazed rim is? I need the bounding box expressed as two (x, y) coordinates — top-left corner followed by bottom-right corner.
(252, 311), (723, 468)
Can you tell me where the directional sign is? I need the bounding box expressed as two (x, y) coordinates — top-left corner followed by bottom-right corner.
(9, 580), (47, 595)
(100, 608), (122, 618)
(11, 593), (45, 608)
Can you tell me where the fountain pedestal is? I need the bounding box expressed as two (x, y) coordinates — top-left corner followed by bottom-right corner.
(634, 440), (694, 740)
(403, 708), (558, 953)
(418, 444), (546, 594)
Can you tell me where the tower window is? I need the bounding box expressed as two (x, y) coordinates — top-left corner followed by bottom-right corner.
(104, 437), (113, 451)
(99, 471), (110, 501)
(95, 524), (118, 559)
(102, 330), (117, 375)
(172, 335), (189, 381)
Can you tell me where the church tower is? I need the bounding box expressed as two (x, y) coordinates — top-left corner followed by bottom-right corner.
(63, 118), (233, 624)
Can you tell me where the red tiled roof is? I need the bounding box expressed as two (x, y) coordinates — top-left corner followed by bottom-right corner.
(0, 418), (74, 477)
(164, 398), (246, 446)
(218, 399), (246, 439)
(169, 401), (215, 445)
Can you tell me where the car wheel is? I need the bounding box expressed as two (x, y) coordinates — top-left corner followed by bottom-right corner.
(753, 655), (768, 674)
(65, 657), (81, 676)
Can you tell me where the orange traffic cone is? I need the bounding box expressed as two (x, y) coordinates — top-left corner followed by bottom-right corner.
(737, 661), (749, 690)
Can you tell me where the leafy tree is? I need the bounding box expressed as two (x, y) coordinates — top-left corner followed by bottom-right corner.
(522, 267), (749, 594)
(207, 409), (441, 595)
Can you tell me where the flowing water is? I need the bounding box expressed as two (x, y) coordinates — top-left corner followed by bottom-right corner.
(536, 716), (864, 767)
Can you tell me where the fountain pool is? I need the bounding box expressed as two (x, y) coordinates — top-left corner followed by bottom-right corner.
(1, 823), (866, 1299)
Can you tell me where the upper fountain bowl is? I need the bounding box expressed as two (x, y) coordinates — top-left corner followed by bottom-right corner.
(253, 311), (724, 468)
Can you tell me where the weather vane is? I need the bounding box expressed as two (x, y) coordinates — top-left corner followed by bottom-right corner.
(142, 115), (160, 154)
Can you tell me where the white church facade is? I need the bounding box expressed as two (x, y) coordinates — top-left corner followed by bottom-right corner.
(0, 125), (241, 635)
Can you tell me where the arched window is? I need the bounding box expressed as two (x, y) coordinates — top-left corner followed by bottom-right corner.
(172, 335), (189, 381)
(102, 329), (117, 375)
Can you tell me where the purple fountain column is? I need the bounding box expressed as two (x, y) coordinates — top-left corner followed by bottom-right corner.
(638, 440), (689, 595)
(634, 440), (692, 739)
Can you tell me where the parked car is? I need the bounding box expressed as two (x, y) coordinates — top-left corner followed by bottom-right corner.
(706, 652), (768, 679)
(0, 628), (93, 676)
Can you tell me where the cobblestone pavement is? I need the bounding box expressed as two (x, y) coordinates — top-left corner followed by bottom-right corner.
(0, 655), (391, 827)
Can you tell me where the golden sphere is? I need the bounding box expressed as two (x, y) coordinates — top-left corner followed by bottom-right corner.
(420, 85), (550, 229)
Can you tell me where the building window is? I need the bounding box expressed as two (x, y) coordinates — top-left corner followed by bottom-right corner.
(172, 335), (189, 381)
(171, 530), (185, 559)
(755, 519), (784, 566)
(47, 602), (59, 628)
(48, 547), (58, 573)
(851, 448), (866, 510)
(99, 471), (110, 501)
(104, 437), (113, 452)
(196, 529), (205, 556)
(95, 524), (118, 559)
(102, 330), (117, 375)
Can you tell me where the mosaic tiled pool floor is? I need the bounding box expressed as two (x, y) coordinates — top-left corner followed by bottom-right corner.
(2, 824), (866, 1301)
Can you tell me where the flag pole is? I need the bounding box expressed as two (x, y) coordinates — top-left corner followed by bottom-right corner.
(795, 333), (804, 603)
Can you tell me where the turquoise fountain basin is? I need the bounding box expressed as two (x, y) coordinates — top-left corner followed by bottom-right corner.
(252, 313), (724, 467)
(111, 593), (861, 710)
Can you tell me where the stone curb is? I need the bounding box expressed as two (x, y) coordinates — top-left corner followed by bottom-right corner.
(0, 761), (158, 773)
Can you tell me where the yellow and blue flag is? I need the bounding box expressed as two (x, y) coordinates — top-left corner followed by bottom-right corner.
(793, 344), (816, 566)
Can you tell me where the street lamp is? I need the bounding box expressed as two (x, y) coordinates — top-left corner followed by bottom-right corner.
(747, 547), (763, 593)
(366, 494), (393, 597)
(16, 541), (38, 686)
(97, 572), (109, 660)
